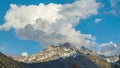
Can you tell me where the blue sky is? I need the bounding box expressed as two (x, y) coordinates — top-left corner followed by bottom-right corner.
(0, 0), (120, 56)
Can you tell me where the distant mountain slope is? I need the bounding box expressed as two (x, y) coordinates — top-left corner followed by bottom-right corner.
(21, 55), (98, 68)
(79, 46), (112, 68)
(83, 54), (111, 68)
(0, 43), (117, 68)
(16, 43), (112, 68)
(15, 43), (98, 68)
(22, 43), (81, 63)
(0, 52), (24, 68)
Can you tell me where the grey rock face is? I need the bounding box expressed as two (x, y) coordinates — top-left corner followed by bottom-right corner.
(20, 43), (98, 68)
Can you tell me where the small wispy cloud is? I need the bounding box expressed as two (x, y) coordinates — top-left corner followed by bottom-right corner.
(110, 0), (120, 7)
(95, 18), (103, 24)
(109, 10), (117, 15)
(99, 0), (120, 16)
(109, 0), (120, 16)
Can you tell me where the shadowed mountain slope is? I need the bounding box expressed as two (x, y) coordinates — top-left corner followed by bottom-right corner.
(0, 52), (24, 68)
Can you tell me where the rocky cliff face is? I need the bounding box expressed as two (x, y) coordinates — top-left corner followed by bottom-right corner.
(12, 43), (98, 68)
(22, 43), (81, 63)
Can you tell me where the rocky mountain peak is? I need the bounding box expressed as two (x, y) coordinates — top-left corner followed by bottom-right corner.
(17, 43), (80, 63)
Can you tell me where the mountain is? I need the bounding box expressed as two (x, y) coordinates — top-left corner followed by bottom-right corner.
(18, 43), (98, 68)
(21, 43), (80, 63)
(0, 52), (24, 68)
(13, 43), (112, 68)
(0, 43), (119, 68)
(99, 55), (119, 63)
(79, 46), (112, 68)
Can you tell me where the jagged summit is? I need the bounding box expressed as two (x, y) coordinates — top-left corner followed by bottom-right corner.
(80, 46), (98, 56)
(14, 42), (119, 64)
(18, 43), (81, 63)
(19, 43), (99, 68)
(10, 43), (113, 68)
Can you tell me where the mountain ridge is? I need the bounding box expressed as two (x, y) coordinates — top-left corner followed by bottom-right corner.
(2, 42), (119, 68)
(13, 43), (112, 68)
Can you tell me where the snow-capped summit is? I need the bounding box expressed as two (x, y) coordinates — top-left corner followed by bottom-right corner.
(14, 43), (119, 64)
(12, 43), (116, 68)
(18, 43), (80, 63)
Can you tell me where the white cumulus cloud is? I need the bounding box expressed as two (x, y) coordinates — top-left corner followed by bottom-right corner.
(0, 0), (99, 48)
(98, 41), (120, 56)
(21, 52), (28, 57)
